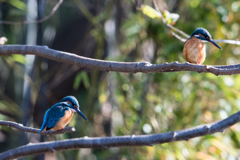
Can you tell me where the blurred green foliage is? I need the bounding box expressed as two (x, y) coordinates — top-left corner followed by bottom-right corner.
(0, 0), (240, 160)
(73, 71), (90, 90)
(6, 0), (26, 10)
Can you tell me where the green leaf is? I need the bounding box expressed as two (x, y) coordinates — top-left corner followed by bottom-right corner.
(8, 0), (27, 10)
(73, 72), (90, 90)
(125, 24), (141, 36)
(12, 55), (26, 64)
(82, 72), (90, 88)
(141, 5), (162, 19)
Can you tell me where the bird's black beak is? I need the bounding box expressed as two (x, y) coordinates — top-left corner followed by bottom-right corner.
(75, 107), (88, 121)
(207, 39), (222, 50)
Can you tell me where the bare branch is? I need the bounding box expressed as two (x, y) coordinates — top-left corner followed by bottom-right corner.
(166, 23), (190, 38)
(165, 25), (240, 45)
(0, 120), (75, 135)
(0, 0), (63, 25)
(0, 45), (240, 76)
(214, 39), (240, 45)
(167, 30), (186, 42)
(1, 110), (240, 160)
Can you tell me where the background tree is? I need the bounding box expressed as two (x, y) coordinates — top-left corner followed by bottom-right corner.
(0, 0), (240, 159)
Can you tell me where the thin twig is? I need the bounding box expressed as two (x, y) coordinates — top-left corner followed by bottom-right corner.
(0, 45), (240, 76)
(167, 30), (186, 42)
(214, 39), (240, 45)
(0, 0), (63, 25)
(0, 120), (75, 135)
(1, 110), (240, 160)
(166, 23), (190, 38)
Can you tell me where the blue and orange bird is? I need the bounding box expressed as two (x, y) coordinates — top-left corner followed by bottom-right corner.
(183, 28), (222, 65)
(39, 96), (88, 133)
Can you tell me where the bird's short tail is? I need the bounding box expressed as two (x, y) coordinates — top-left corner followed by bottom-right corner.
(39, 126), (46, 133)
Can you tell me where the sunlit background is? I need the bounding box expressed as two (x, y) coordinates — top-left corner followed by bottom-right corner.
(0, 0), (240, 159)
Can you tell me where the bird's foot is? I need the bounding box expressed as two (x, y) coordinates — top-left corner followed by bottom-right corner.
(204, 64), (210, 69)
(57, 128), (64, 131)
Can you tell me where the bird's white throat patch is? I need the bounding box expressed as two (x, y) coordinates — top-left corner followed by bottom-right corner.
(71, 108), (76, 112)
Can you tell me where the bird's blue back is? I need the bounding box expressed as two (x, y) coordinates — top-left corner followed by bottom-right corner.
(39, 103), (70, 133)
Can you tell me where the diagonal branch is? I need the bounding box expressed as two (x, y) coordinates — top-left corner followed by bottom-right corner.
(0, 45), (240, 76)
(0, 0), (63, 25)
(152, 0), (187, 42)
(0, 121), (75, 135)
(1, 110), (240, 160)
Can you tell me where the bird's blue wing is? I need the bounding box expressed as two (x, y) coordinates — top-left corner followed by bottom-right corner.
(39, 103), (67, 133)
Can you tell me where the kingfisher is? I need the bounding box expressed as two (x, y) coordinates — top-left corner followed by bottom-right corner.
(183, 28), (222, 65)
(39, 96), (88, 133)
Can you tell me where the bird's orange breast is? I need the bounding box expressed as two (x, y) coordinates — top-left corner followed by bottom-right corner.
(51, 109), (74, 130)
(183, 37), (206, 64)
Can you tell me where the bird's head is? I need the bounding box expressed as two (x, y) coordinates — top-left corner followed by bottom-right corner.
(60, 96), (88, 121)
(191, 28), (222, 50)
